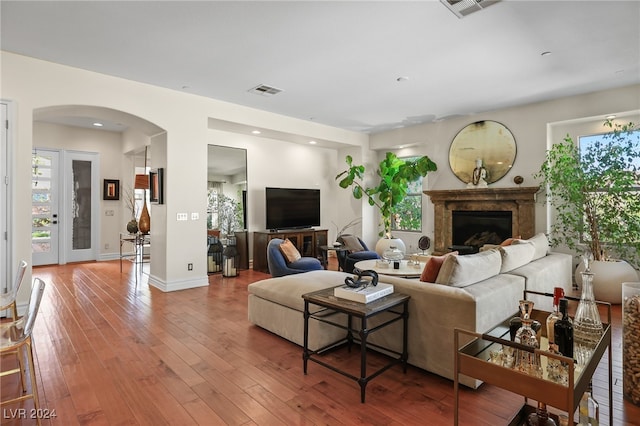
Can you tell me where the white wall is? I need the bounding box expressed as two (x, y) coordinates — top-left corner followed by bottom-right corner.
(1, 50), (366, 299)
(371, 85), (640, 249)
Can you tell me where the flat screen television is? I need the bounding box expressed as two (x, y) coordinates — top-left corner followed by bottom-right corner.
(266, 187), (320, 231)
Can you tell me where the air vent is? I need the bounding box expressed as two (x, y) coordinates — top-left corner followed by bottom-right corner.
(440, 0), (501, 18)
(248, 84), (283, 97)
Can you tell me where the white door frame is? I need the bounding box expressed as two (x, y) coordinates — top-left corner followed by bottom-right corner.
(32, 148), (61, 266)
(0, 101), (12, 291)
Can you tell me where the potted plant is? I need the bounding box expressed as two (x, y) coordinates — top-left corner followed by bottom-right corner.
(535, 119), (640, 302)
(336, 152), (437, 254)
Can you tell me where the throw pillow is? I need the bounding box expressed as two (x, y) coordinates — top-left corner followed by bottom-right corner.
(341, 235), (365, 252)
(420, 251), (458, 283)
(436, 249), (502, 288)
(499, 243), (536, 273)
(279, 239), (301, 263)
(513, 233), (549, 261)
(500, 236), (521, 246)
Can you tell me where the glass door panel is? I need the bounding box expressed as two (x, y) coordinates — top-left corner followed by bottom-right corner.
(32, 150), (59, 265)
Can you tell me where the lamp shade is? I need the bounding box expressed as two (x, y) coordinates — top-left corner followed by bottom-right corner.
(134, 174), (149, 190)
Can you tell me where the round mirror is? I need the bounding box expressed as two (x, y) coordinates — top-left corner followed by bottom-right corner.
(448, 120), (516, 185)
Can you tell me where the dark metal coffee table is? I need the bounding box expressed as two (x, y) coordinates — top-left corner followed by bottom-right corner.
(302, 287), (410, 403)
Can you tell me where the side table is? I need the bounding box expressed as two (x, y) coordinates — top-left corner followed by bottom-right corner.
(318, 245), (349, 270)
(302, 287), (410, 403)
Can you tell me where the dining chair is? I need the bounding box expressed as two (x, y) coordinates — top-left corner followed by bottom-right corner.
(0, 260), (28, 319)
(0, 278), (46, 425)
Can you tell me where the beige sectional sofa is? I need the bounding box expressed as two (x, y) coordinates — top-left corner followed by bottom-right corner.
(247, 233), (572, 388)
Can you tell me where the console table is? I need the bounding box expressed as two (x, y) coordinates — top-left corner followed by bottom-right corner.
(119, 232), (150, 273)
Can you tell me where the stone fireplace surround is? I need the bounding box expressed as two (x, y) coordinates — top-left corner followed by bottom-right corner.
(424, 187), (539, 255)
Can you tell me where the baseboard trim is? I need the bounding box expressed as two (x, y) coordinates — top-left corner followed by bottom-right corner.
(148, 274), (209, 292)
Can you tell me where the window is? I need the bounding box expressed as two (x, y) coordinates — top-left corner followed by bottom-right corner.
(391, 158), (423, 232)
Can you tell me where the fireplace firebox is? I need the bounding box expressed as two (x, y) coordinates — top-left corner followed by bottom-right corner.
(451, 211), (512, 253)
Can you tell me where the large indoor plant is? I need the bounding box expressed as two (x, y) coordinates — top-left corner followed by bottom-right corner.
(535, 119), (640, 302)
(336, 152), (437, 254)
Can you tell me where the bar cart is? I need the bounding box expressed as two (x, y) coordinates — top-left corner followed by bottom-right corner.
(454, 290), (612, 425)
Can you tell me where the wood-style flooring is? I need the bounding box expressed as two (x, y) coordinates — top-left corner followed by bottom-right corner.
(1, 259), (639, 425)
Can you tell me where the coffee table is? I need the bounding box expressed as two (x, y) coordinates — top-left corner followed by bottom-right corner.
(302, 287), (410, 403)
(354, 259), (423, 278)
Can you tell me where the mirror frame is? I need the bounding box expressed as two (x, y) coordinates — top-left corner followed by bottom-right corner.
(448, 120), (517, 185)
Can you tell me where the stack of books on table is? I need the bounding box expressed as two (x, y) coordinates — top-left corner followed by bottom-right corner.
(334, 283), (394, 303)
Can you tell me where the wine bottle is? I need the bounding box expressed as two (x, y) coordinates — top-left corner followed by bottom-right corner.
(578, 381), (599, 425)
(554, 298), (573, 358)
(546, 287), (565, 350)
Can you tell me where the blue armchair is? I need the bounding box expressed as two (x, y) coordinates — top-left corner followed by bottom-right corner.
(267, 238), (323, 277)
(337, 234), (381, 273)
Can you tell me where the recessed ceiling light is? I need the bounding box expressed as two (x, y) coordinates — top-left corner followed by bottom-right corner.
(541, 51), (552, 57)
(93, 122), (103, 127)
(396, 76), (409, 82)
(252, 130), (261, 135)
(605, 115), (616, 120)
(309, 140), (317, 145)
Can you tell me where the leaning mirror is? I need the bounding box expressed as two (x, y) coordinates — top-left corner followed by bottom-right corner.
(448, 120), (517, 185)
(207, 145), (247, 235)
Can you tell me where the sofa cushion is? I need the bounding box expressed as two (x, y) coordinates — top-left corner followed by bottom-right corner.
(420, 251), (458, 283)
(436, 249), (502, 288)
(499, 243), (535, 273)
(279, 238), (301, 263)
(341, 235), (364, 252)
(513, 233), (549, 261)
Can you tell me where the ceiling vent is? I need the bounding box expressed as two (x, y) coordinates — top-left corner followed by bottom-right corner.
(248, 84), (283, 97)
(440, 0), (501, 18)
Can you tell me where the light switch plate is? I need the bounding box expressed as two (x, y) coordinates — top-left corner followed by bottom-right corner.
(191, 212), (199, 220)
(177, 213), (188, 221)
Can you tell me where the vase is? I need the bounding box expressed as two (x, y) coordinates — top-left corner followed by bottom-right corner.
(575, 259), (639, 304)
(623, 281), (640, 406)
(138, 199), (150, 234)
(375, 237), (406, 257)
(126, 219), (138, 234)
(573, 272), (604, 366)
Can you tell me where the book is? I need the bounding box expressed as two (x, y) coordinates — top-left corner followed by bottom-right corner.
(334, 282), (394, 304)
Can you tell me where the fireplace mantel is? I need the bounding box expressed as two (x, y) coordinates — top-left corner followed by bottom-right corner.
(424, 187), (539, 254)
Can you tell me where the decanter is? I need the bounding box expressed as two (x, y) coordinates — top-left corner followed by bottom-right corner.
(514, 300), (542, 376)
(383, 246), (403, 269)
(546, 287), (565, 351)
(573, 272), (604, 366)
(527, 401), (557, 426)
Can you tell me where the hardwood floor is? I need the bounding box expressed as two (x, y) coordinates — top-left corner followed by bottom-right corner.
(2, 259), (638, 425)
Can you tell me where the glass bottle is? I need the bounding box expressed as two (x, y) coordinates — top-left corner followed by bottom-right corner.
(578, 381), (599, 426)
(527, 401), (557, 426)
(554, 298), (573, 359)
(573, 272), (604, 366)
(546, 287), (565, 351)
(515, 300), (541, 376)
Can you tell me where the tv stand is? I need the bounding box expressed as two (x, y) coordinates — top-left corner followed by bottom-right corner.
(253, 229), (327, 273)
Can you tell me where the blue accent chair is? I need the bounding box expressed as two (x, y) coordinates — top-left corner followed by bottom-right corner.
(267, 238), (323, 277)
(337, 235), (381, 273)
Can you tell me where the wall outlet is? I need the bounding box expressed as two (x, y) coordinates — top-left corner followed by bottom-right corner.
(105, 243), (109, 250)
(187, 263), (193, 271)
(191, 212), (199, 220)
(105, 209), (114, 216)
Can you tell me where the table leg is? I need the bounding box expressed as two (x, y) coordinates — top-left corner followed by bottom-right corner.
(402, 300), (409, 372)
(303, 300), (310, 374)
(359, 316), (368, 403)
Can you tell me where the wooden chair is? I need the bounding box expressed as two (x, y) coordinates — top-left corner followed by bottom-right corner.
(0, 278), (46, 425)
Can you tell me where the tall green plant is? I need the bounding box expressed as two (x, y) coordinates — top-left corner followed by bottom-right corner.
(535, 119), (640, 265)
(336, 152), (437, 238)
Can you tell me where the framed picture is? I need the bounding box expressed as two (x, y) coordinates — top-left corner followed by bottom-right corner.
(149, 168), (164, 204)
(103, 179), (120, 200)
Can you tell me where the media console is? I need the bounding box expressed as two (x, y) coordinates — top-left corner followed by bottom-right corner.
(253, 229), (328, 273)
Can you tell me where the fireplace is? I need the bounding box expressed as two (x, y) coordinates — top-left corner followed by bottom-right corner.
(424, 187), (539, 255)
(452, 210), (512, 253)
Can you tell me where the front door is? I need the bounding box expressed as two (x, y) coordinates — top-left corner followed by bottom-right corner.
(32, 149), (60, 266)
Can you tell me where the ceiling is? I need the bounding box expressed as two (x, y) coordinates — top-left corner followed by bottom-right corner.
(1, 1), (639, 135)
